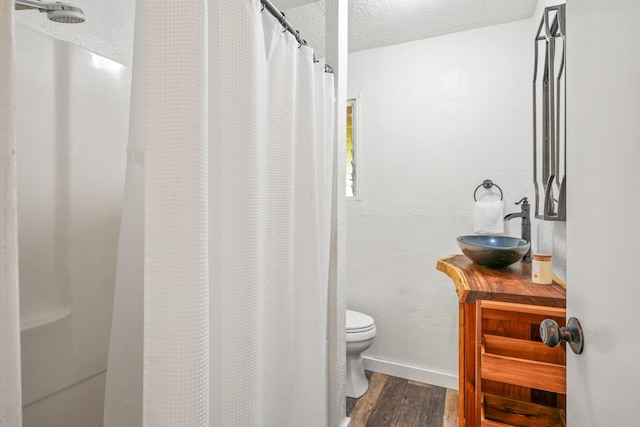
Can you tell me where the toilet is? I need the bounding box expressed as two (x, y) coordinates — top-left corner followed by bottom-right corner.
(346, 309), (377, 398)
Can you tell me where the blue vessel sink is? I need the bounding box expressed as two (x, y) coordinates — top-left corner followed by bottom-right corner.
(457, 235), (530, 269)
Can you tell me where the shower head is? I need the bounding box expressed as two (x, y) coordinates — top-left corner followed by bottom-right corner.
(45, 4), (84, 24)
(15, 0), (85, 24)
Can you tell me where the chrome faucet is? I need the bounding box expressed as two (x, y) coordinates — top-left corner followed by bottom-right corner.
(504, 197), (532, 262)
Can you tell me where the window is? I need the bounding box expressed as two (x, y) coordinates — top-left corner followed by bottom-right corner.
(346, 99), (356, 197)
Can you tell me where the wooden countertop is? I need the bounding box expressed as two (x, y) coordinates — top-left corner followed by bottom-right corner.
(436, 254), (566, 307)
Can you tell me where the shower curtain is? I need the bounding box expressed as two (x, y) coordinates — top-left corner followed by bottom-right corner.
(0, 3), (22, 427)
(105, 0), (335, 425)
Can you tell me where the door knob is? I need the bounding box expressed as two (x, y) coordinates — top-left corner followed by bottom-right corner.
(540, 317), (584, 354)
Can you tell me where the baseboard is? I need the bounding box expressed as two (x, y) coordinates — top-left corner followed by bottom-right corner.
(362, 356), (458, 390)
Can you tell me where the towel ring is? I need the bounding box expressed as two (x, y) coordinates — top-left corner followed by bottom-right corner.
(474, 179), (503, 201)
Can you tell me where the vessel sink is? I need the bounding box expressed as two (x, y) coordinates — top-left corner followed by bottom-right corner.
(457, 235), (530, 268)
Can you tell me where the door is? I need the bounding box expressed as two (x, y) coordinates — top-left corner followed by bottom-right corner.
(566, 0), (640, 425)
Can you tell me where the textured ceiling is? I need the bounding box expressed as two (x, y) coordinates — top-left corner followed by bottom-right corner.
(283, 0), (538, 58)
(14, 0), (135, 66)
(14, 0), (538, 66)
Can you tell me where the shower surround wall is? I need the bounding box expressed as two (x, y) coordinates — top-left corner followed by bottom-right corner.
(16, 25), (130, 426)
(346, 18), (538, 388)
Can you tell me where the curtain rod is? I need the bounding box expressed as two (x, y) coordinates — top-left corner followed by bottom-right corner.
(261, 0), (306, 47)
(260, 0), (333, 73)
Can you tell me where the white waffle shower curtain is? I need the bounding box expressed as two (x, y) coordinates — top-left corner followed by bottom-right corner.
(0, 3), (22, 427)
(104, 1), (335, 425)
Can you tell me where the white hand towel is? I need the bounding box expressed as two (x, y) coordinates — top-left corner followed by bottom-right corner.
(473, 200), (504, 234)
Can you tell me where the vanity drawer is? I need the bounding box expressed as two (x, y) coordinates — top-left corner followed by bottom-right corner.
(476, 300), (566, 427)
(480, 393), (566, 427)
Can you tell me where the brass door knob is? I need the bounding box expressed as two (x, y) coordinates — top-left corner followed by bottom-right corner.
(540, 317), (584, 354)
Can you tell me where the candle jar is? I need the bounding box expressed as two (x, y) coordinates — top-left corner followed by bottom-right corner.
(532, 254), (553, 284)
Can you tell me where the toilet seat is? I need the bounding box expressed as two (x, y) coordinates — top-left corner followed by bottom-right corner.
(347, 310), (374, 331)
(346, 310), (376, 342)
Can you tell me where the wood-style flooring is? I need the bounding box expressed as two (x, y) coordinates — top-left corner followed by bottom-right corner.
(346, 371), (458, 427)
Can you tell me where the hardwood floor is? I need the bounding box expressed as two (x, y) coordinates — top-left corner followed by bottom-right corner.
(347, 372), (458, 427)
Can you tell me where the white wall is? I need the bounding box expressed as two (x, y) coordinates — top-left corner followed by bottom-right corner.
(16, 25), (130, 426)
(346, 19), (536, 387)
(325, 0), (349, 425)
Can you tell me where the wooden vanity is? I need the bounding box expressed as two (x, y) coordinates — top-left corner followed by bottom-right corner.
(437, 255), (567, 427)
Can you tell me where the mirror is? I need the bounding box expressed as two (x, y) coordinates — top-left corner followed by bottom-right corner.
(533, 4), (566, 221)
